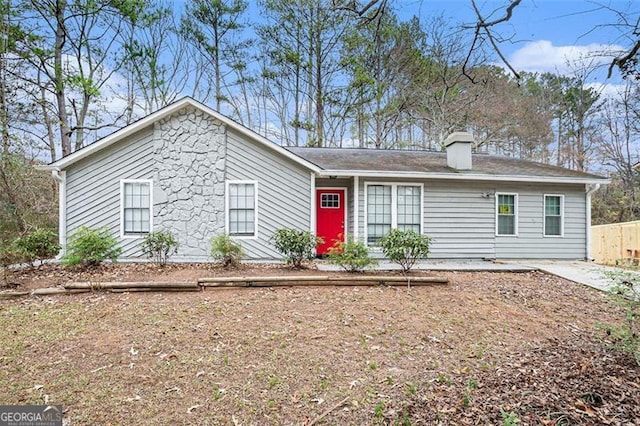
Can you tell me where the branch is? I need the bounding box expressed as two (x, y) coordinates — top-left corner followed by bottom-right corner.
(331, 0), (387, 23)
(608, 39), (640, 78)
(463, 0), (522, 80)
(472, 0), (522, 28)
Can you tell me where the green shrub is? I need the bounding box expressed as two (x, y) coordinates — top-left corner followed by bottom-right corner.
(272, 228), (322, 268)
(327, 236), (377, 272)
(62, 226), (122, 267)
(379, 228), (431, 274)
(13, 228), (60, 266)
(141, 231), (179, 264)
(210, 234), (243, 268)
(598, 270), (640, 366)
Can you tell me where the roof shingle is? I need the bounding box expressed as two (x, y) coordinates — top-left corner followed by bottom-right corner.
(286, 147), (607, 182)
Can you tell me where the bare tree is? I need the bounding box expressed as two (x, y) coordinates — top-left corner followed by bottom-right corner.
(11, 0), (145, 157)
(180, 0), (249, 113)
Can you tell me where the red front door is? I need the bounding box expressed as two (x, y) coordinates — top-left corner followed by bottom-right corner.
(316, 189), (345, 255)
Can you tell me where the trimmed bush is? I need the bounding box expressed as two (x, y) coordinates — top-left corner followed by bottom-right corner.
(62, 226), (122, 267)
(141, 231), (179, 264)
(379, 228), (431, 273)
(327, 236), (377, 272)
(210, 234), (243, 268)
(272, 228), (322, 268)
(13, 228), (60, 266)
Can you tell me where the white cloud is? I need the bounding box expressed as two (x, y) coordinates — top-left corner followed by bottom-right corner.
(507, 40), (624, 75)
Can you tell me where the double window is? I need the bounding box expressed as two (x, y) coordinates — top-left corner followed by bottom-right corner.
(121, 180), (152, 237)
(365, 183), (422, 245)
(227, 181), (258, 237)
(544, 194), (564, 236)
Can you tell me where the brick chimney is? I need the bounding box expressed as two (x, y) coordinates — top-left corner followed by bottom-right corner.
(444, 132), (474, 170)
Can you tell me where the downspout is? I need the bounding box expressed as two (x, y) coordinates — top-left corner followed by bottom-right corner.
(51, 169), (67, 257)
(585, 183), (601, 261)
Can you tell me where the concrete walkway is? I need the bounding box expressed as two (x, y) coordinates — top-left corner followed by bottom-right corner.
(317, 259), (639, 293)
(509, 260), (640, 293)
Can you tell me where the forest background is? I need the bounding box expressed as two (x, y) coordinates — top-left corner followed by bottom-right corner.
(1, 0), (639, 244)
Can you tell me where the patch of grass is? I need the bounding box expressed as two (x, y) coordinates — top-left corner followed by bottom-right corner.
(436, 373), (451, 385)
(501, 410), (521, 425)
(374, 401), (385, 422)
(404, 382), (417, 396)
(267, 375), (280, 388)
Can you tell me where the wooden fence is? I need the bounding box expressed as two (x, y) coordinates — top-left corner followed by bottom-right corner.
(591, 220), (640, 265)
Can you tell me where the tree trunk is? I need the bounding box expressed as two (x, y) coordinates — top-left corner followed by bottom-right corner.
(54, 0), (72, 156)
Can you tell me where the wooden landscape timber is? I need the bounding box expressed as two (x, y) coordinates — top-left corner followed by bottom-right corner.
(198, 275), (449, 288)
(0, 275), (450, 300)
(64, 282), (199, 290)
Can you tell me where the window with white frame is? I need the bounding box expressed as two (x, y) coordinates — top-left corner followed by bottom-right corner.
(367, 185), (392, 244)
(496, 193), (517, 236)
(544, 194), (563, 236)
(321, 193), (340, 208)
(397, 185), (421, 233)
(121, 180), (152, 236)
(366, 183), (422, 245)
(227, 182), (257, 237)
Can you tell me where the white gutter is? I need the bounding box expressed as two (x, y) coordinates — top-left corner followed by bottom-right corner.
(317, 170), (610, 185)
(51, 169), (67, 256)
(585, 183), (601, 261)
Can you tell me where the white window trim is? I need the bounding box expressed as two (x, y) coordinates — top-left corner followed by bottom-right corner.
(120, 179), (153, 239)
(317, 187), (348, 242)
(495, 192), (518, 236)
(363, 182), (424, 246)
(543, 194), (565, 237)
(225, 180), (259, 240)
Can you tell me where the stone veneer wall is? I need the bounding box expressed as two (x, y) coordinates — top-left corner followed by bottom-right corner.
(153, 107), (226, 257)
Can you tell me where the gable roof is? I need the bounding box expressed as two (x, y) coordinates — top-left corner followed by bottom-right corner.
(43, 97), (608, 185)
(287, 147), (609, 185)
(44, 97), (321, 173)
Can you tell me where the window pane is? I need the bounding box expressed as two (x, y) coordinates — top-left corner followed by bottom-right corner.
(367, 185), (392, 244)
(397, 185), (420, 232)
(545, 216), (561, 236)
(545, 196), (562, 235)
(498, 194), (515, 215)
(497, 194), (516, 235)
(229, 183), (256, 236)
(545, 196), (560, 216)
(498, 215), (515, 235)
(123, 181), (151, 235)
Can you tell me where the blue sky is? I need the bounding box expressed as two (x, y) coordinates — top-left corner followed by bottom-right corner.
(393, 0), (635, 82)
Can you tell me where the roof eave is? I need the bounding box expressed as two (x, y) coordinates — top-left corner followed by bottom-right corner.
(48, 97), (321, 173)
(316, 169), (610, 185)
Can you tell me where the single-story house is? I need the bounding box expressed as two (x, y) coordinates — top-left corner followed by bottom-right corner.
(43, 97), (609, 261)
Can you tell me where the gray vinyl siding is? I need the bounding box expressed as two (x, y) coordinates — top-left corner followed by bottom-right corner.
(65, 127), (155, 258)
(423, 181), (496, 259)
(226, 129), (312, 259)
(494, 184), (586, 259)
(357, 178), (587, 259)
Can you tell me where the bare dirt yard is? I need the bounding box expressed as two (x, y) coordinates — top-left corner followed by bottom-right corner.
(1, 264), (639, 425)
